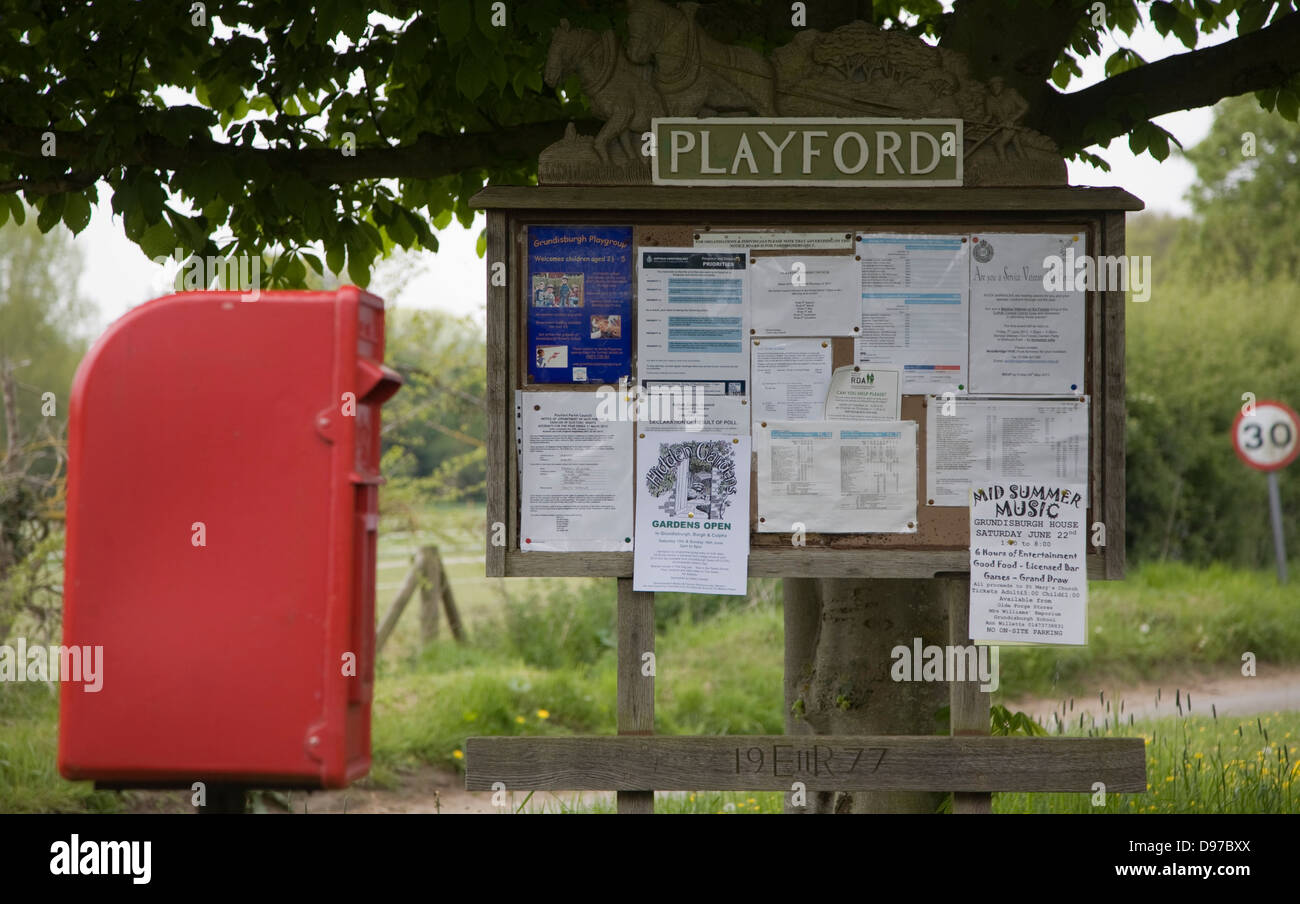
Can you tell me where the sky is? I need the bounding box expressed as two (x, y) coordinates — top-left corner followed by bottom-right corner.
(73, 15), (1234, 335)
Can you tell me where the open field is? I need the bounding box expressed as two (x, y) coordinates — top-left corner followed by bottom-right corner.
(2, 504), (1298, 813)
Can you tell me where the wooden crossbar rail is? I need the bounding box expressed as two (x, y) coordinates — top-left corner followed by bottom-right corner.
(465, 736), (1146, 793)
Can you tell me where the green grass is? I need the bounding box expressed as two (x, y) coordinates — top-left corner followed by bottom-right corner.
(5, 546), (1300, 813)
(998, 561), (1300, 696)
(0, 682), (118, 813)
(509, 711), (1300, 814)
(996, 710), (1300, 814)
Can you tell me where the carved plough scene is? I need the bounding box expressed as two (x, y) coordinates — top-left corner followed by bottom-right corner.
(539, 0), (1066, 186)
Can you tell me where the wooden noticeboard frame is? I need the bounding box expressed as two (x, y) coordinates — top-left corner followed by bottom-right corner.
(474, 185), (1143, 583)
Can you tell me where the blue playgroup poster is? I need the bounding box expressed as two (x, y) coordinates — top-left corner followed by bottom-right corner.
(527, 225), (633, 384)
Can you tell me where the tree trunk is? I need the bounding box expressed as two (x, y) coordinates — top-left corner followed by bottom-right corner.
(786, 577), (952, 814)
(783, 577), (833, 813)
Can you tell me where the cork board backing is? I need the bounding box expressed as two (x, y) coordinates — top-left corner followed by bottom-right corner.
(509, 217), (1104, 564)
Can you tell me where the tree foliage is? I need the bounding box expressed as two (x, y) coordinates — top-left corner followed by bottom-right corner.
(379, 307), (488, 524)
(0, 213), (92, 639)
(1182, 93), (1300, 281)
(1121, 97), (1300, 567)
(2, 1), (1299, 283)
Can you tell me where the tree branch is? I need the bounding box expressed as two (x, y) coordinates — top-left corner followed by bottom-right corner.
(941, 0), (1086, 118)
(1046, 11), (1300, 152)
(0, 115), (601, 197)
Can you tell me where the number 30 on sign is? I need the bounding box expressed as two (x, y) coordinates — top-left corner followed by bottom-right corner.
(1233, 400), (1300, 472)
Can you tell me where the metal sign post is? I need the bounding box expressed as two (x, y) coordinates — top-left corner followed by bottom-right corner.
(1267, 472), (1288, 584)
(1232, 399), (1299, 584)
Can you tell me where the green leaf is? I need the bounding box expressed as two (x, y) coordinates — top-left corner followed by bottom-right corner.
(347, 250), (371, 287)
(455, 55), (489, 100)
(1051, 55), (1081, 90)
(326, 241), (345, 275)
(1277, 90), (1300, 122)
(358, 219), (384, 251)
(1128, 125), (1150, 155)
(302, 252), (324, 275)
(1148, 130), (1171, 161)
(62, 191), (92, 235)
(1238, 0), (1272, 33)
(475, 228), (487, 258)
(1170, 9), (1198, 48)
(0, 198), (9, 228)
(386, 210), (415, 247)
(270, 254), (291, 284)
(1149, 1), (1179, 35)
(286, 254), (307, 287)
(439, 0), (472, 43)
(36, 194), (65, 233)
(139, 219), (176, 260)
(1104, 48), (1146, 77)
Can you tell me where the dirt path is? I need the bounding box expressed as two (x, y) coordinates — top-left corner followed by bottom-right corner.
(1006, 663), (1300, 730)
(123, 764), (611, 814)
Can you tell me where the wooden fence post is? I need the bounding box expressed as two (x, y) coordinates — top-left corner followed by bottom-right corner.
(947, 573), (993, 814)
(420, 544), (442, 643)
(617, 578), (654, 813)
(375, 548), (425, 654)
(441, 561), (467, 644)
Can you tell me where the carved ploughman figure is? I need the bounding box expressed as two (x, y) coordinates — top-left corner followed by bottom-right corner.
(625, 0), (776, 116)
(545, 20), (664, 165)
(982, 76), (1031, 162)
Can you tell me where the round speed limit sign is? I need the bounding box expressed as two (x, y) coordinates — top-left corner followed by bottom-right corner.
(1232, 400), (1300, 472)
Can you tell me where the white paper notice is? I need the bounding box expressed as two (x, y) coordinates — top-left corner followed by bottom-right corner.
(926, 398), (1089, 507)
(751, 338), (833, 421)
(520, 393), (634, 551)
(969, 482), (1088, 646)
(751, 255), (861, 336)
(968, 233), (1085, 394)
(634, 433), (750, 595)
(825, 366), (900, 420)
(637, 248), (750, 385)
(856, 233), (968, 393)
(638, 381), (750, 434)
(694, 231), (854, 251)
(756, 421), (917, 533)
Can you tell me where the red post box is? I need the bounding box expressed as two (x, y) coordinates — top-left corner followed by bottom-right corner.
(59, 287), (401, 789)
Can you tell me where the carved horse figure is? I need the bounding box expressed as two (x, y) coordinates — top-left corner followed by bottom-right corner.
(626, 0), (776, 116)
(545, 20), (665, 165)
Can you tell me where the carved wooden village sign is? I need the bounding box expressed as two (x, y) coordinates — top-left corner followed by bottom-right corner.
(539, 1), (1066, 186)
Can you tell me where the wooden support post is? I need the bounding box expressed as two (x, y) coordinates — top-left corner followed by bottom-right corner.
(441, 566), (467, 644)
(617, 578), (654, 813)
(420, 544), (442, 643)
(945, 574), (993, 814)
(783, 578), (833, 814)
(375, 549), (425, 654)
